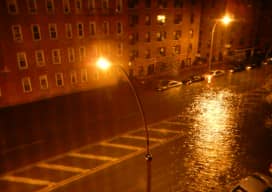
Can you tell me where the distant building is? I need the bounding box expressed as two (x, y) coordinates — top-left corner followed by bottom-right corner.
(0, 0), (271, 107)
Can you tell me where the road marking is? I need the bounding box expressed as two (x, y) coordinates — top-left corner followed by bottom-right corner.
(68, 152), (118, 162)
(1, 175), (54, 186)
(100, 142), (144, 151)
(36, 163), (87, 173)
(149, 128), (181, 134)
(122, 135), (164, 142)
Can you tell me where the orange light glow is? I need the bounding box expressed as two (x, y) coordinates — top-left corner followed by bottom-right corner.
(96, 57), (111, 71)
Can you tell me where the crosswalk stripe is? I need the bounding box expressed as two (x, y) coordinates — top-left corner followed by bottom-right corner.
(122, 135), (164, 142)
(1, 175), (54, 186)
(68, 152), (118, 161)
(149, 128), (181, 134)
(36, 163), (87, 173)
(100, 142), (144, 151)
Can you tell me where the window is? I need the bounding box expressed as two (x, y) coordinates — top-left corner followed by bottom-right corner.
(189, 29), (193, 38)
(75, 0), (82, 13)
(27, 0), (37, 14)
(157, 0), (167, 8)
(79, 47), (86, 61)
(102, 0), (109, 9)
(81, 69), (88, 83)
(159, 47), (166, 56)
(156, 31), (166, 41)
(52, 49), (61, 64)
(116, 22), (123, 35)
(129, 32), (139, 44)
(70, 71), (77, 85)
(88, 0), (95, 9)
(31, 24), (41, 40)
(145, 32), (151, 42)
(39, 75), (48, 90)
(77, 23), (84, 38)
(49, 24), (57, 39)
(116, 0), (122, 12)
(67, 48), (75, 63)
(117, 43), (123, 56)
(187, 43), (192, 53)
(128, 0), (139, 8)
(65, 23), (72, 39)
(157, 15), (166, 24)
(17, 52), (28, 69)
(173, 30), (181, 40)
(35, 50), (46, 66)
(145, 15), (151, 25)
(102, 21), (109, 35)
(129, 15), (139, 27)
(145, 49), (151, 58)
(129, 50), (139, 61)
(63, 0), (70, 14)
(174, 0), (183, 8)
(12, 25), (23, 41)
(55, 73), (64, 87)
(7, 0), (18, 14)
(173, 45), (181, 54)
(89, 22), (96, 36)
(174, 14), (182, 24)
(22, 77), (32, 93)
(145, 0), (151, 8)
(190, 13), (195, 24)
(46, 0), (54, 13)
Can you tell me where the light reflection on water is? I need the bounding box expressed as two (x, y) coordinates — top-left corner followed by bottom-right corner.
(181, 88), (244, 191)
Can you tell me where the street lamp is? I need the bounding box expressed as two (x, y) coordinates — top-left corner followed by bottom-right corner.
(208, 15), (233, 72)
(96, 57), (152, 192)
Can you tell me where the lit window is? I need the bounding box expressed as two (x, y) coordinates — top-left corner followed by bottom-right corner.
(81, 69), (88, 83)
(46, 0), (54, 13)
(173, 45), (181, 54)
(173, 30), (181, 40)
(65, 23), (72, 39)
(189, 29), (193, 38)
(89, 22), (96, 36)
(79, 47), (86, 61)
(145, 15), (151, 25)
(63, 0), (70, 14)
(145, 49), (151, 58)
(159, 47), (166, 56)
(7, 0), (18, 14)
(39, 75), (49, 90)
(35, 50), (46, 66)
(55, 73), (64, 87)
(77, 23), (84, 38)
(12, 25), (23, 41)
(49, 24), (58, 39)
(70, 71), (77, 85)
(52, 49), (61, 64)
(145, 32), (151, 42)
(17, 52), (28, 70)
(31, 24), (41, 40)
(67, 48), (75, 63)
(156, 31), (166, 41)
(27, 0), (37, 14)
(157, 15), (166, 24)
(22, 77), (32, 93)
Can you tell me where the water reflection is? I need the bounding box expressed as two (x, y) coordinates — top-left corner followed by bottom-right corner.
(183, 88), (243, 191)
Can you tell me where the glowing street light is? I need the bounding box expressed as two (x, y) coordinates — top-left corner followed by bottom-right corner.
(208, 15), (233, 72)
(96, 57), (152, 192)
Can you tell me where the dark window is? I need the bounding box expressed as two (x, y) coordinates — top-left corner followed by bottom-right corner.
(129, 15), (139, 27)
(174, 0), (183, 8)
(128, 0), (139, 8)
(174, 14), (182, 24)
(145, 0), (151, 8)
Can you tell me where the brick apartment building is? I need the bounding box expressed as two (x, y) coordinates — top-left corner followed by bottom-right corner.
(0, 0), (270, 107)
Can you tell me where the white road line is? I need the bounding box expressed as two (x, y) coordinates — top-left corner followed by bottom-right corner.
(100, 142), (144, 151)
(36, 163), (87, 173)
(122, 135), (164, 142)
(149, 128), (181, 134)
(1, 175), (54, 186)
(68, 152), (118, 162)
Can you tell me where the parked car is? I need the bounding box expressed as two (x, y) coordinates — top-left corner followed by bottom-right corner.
(229, 64), (245, 73)
(203, 69), (225, 79)
(231, 173), (272, 192)
(155, 80), (182, 91)
(183, 75), (205, 85)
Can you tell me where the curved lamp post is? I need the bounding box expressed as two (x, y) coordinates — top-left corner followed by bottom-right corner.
(96, 57), (152, 192)
(208, 15), (233, 72)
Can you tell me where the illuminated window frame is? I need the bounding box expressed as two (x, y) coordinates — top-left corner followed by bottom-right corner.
(52, 49), (61, 64)
(157, 15), (166, 25)
(31, 24), (41, 41)
(65, 23), (73, 39)
(7, 0), (18, 14)
(67, 48), (75, 63)
(75, 0), (82, 13)
(49, 23), (58, 39)
(89, 22), (96, 36)
(17, 52), (28, 70)
(81, 69), (88, 83)
(45, 0), (55, 14)
(70, 71), (77, 85)
(79, 47), (86, 61)
(27, 0), (37, 14)
(77, 23), (84, 38)
(12, 25), (23, 42)
(63, 0), (71, 14)
(35, 50), (46, 67)
(116, 21), (123, 35)
(55, 72), (64, 87)
(116, 0), (122, 12)
(39, 75), (49, 90)
(22, 77), (32, 93)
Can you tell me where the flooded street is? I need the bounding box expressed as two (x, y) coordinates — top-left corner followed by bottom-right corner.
(160, 66), (272, 191)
